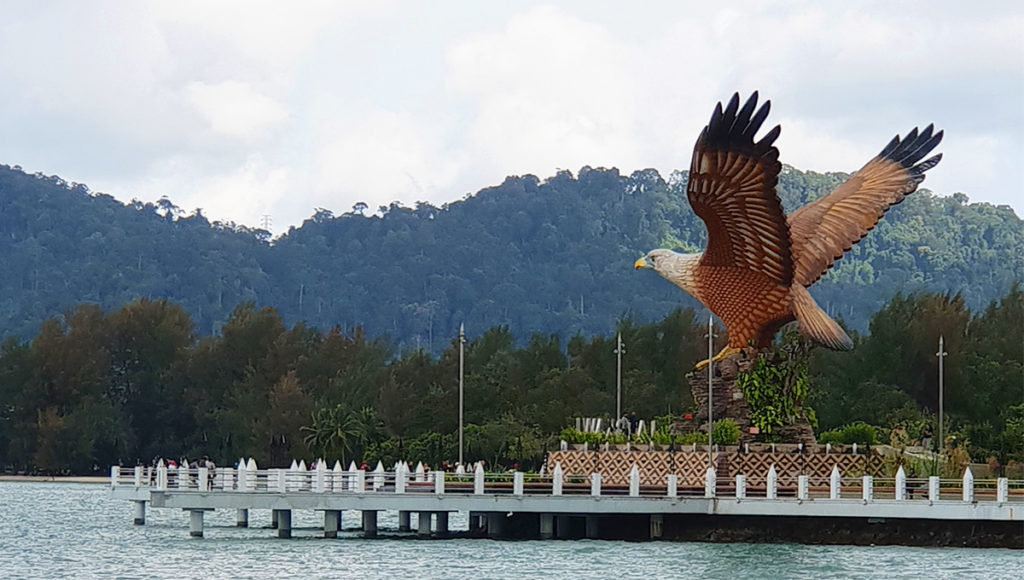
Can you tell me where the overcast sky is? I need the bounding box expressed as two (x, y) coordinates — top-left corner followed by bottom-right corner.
(1, 1), (1021, 232)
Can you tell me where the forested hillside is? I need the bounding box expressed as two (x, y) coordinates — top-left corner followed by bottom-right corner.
(0, 163), (1021, 350)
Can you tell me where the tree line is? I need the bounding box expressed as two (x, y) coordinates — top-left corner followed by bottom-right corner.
(1, 163), (1021, 355)
(1, 286), (1019, 475)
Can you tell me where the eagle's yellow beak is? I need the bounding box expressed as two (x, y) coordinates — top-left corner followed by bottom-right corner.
(634, 257), (649, 270)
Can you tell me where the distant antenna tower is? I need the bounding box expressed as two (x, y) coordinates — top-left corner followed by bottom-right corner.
(261, 214), (272, 231)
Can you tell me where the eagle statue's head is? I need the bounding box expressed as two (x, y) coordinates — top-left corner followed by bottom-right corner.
(635, 250), (702, 299)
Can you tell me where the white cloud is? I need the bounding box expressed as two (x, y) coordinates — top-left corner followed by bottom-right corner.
(447, 5), (643, 177)
(0, 0), (1020, 231)
(184, 81), (289, 141)
(312, 108), (460, 217)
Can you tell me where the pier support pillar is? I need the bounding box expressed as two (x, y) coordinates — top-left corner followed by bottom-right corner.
(585, 515), (599, 539)
(133, 500), (146, 525)
(362, 511), (378, 538)
(398, 510), (411, 532)
(275, 510), (292, 539)
(271, 509), (279, 529)
(436, 512), (449, 536)
(324, 510), (341, 539)
(236, 508), (249, 528)
(417, 512), (432, 536)
(649, 514), (663, 539)
(555, 515), (570, 539)
(539, 513), (554, 539)
(468, 511), (485, 532)
(188, 509), (204, 538)
(486, 512), (505, 538)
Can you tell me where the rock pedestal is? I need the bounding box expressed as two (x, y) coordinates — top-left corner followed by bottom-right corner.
(672, 349), (816, 445)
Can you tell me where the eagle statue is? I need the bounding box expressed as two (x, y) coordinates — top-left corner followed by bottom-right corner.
(635, 92), (942, 366)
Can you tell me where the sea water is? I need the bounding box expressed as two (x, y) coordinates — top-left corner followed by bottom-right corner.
(0, 482), (1019, 579)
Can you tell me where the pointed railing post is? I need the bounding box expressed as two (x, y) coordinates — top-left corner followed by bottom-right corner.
(667, 474), (678, 498)
(156, 461), (168, 490)
(333, 461), (346, 493)
(415, 462), (426, 483)
(220, 466), (233, 491)
(513, 471), (524, 496)
(134, 465), (143, 487)
(355, 468), (366, 493)
(629, 465), (640, 497)
(434, 469), (445, 495)
(895, 466), (907, 501)
(735, 474), (746, 499)
(962, 468), (974, 503)
(314, 460), (326, 493)
(110, 466), (119, 488)
(297, 459), (308, 491)
(704, 467), (717, 498)
(997, 477), (1008, 503)
(552, 463), (563, 496)
(829, 465), (841, 500)
(198, 467), (209, 492)
(246, 458), (257, 490)
(766, 465), (778, 500)
(928, 475), (939, 501)
(395, 462), (407, 494)
(288, 460), (299, 492)
(591, 472), (602, 497)
(797, 475), (808, 500)
(373, 461), (386, 492)
(474, 462), (485, 495)
(237, 458), (247, 490)
(862, 475), (873, 502)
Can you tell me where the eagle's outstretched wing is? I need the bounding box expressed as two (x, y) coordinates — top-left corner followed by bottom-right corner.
(687, 92), (792, 285)
(788, 126), (943, 287)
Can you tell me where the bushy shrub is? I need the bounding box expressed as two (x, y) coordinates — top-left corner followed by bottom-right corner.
(817, 422), (880, 446)
(712, 419), (741, 445)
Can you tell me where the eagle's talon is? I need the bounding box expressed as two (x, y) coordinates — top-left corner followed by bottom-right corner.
(694, 346), (742, 371)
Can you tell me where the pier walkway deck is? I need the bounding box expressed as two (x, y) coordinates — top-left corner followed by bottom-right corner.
(110, 460), (1023, 544)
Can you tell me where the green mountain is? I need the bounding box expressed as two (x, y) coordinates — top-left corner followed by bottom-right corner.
(1, 164), (1021, 348)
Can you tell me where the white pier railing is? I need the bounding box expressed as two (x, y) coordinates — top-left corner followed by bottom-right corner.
(111, 460), (1023, 505)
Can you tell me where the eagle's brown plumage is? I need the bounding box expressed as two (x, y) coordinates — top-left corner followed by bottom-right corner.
(636, 92), (943, 352)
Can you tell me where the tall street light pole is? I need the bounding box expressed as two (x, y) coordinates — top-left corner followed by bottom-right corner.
(458, 323), (466, 467)
(706, 315), (715, 468)
(936, 335), (947, 455)
(614, 332), (624, 424)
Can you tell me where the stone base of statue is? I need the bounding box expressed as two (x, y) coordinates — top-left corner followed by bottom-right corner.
(671, 349), (816, 445)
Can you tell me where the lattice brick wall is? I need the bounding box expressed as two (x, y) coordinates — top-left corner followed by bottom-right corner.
(546, 450), (881, 486)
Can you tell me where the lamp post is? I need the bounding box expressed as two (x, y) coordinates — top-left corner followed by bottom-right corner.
(458, 323), (466, 467)
(706, 315), (715, 468)
(614, 332), (624, 425)
(936, 335), (947, 455)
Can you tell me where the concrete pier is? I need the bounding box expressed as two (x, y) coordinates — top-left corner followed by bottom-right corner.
(556, 515), (570, 539)
(540, 513), (554, 539)
(486, 512), (505, 539)
(324, 510), (341, 539)
(275, 509), (292, 539)
(361, 510), (377, 538)
(398, 510), (411, 532)
(236, 508), (248, 527)
(110, 464), (1024, 547)
(650, 514), (663, 539)
(417, 512), (432, 536)
(188, 509), (204, 537)
(133, 501), (146, 525)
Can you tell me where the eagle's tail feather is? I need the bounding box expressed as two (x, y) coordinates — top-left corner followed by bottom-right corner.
(791, 285), (853, 350)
